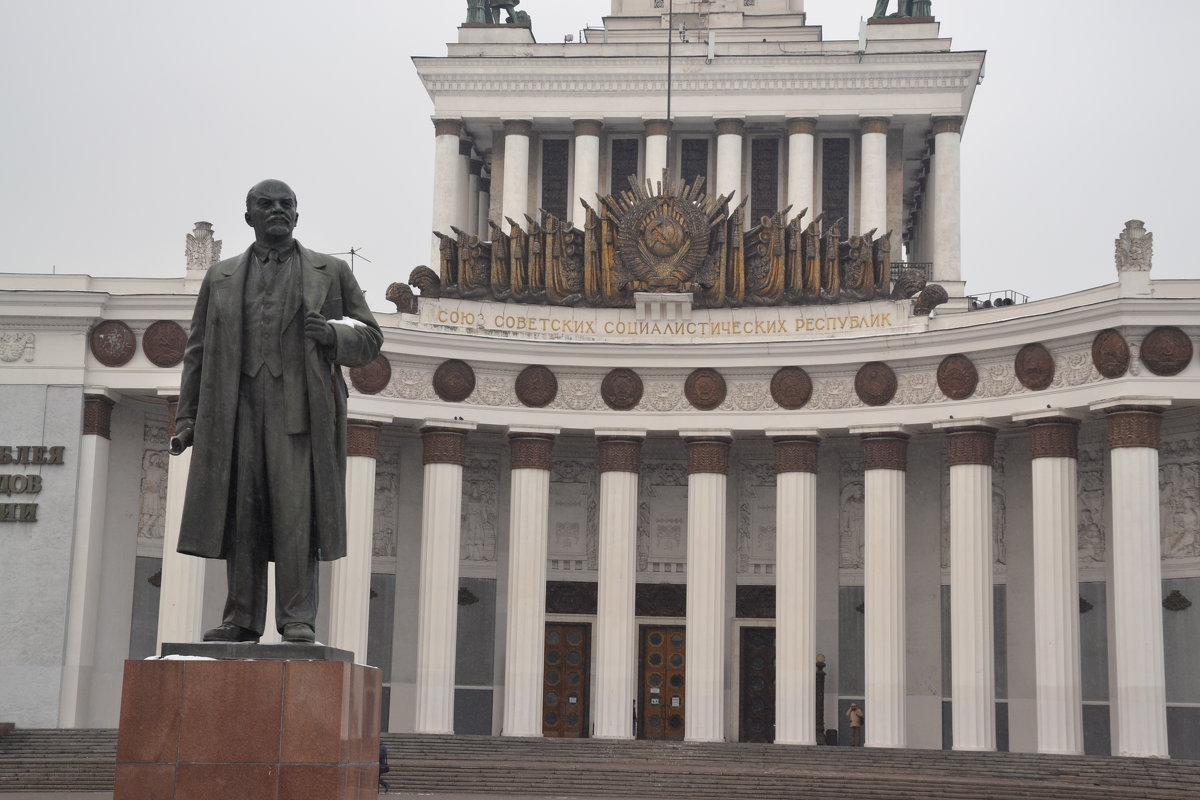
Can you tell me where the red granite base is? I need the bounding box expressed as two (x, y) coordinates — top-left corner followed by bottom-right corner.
(114, 658), (380, 800)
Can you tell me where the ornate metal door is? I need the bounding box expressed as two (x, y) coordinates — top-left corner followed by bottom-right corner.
(542, 622), (590, 738)
(739, 626), (776, 742)
(639, 625), (685, 740)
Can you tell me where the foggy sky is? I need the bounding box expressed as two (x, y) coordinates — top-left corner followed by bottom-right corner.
(1, 0), (1195, 312)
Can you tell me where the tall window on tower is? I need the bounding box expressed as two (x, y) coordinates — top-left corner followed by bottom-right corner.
(541, 139), (570, 222)
(680, 138), (710, 189)
(821, 138), (850, 230)
(750, 137), (780, 222)
(610, 138), (639, 194)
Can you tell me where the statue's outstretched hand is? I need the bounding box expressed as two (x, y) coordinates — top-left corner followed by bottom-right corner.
(305, 311), (336, 347)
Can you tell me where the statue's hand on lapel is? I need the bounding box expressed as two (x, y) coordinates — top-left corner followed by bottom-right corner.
(304, 311), (336, 347)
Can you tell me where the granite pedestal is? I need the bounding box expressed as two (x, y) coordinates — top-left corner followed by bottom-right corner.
(114, 645), (381, 800)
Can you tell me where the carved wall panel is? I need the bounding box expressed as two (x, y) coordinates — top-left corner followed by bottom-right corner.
(461, 454), (500, 563)
(1076, 444), (1107, 565)
(736, 460), (777, 576)
(137, 418), (169, 542)
(1159, 429), (1200, 561)
(637, 461), (689, 575)
(372, 446), (401, 559)
(548, 457), (599, 572)
(839, 459), (864, 569)
(0, 332), (34, 363)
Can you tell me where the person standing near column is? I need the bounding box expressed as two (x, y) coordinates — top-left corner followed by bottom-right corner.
(846, 703), (865, 746)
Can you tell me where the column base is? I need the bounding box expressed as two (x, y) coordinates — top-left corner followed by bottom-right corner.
(115, 656), (381, 800)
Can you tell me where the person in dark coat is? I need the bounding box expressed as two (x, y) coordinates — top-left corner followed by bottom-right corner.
(170, 179), (383, 644)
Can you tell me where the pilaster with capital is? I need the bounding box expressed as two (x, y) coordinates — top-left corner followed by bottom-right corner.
(644, 119), (671, 188)
(860, 117), (889, 236)
(787, 118), (817, 225)
(432, 118), (466, 269)
(501, 119), (533, 227)
(573, 120), (602, 229)
(715, 118), (745, 204)
(932, 116), (962, 285)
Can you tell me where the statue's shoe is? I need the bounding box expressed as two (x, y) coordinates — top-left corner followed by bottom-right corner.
(282, 622), (315, 643)
(202, 622), (260, 643)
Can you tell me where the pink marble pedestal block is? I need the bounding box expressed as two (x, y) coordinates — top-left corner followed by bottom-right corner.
(114, 658), (381, 800)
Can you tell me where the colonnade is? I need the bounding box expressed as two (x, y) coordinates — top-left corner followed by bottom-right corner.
(145, 400), (1173, 758)
(428, 115), (964, 284)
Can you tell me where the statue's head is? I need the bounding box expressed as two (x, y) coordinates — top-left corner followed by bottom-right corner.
(245, 179), (298, 245)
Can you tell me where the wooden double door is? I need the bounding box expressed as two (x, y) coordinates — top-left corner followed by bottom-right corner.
(542, 622), (590, 738)
(639, 625), (686, 740)
(738, 626), (777, 743)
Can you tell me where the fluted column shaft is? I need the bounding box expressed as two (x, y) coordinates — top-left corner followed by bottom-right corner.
(715, 118), (744, 204)
(861, 432), (908, 748)
(684, 436), (731, 742)
(786, 118), (816, 225)
(456, 140), (473, 236)
(59, 394), (114, 727)
(431, 118), (465, 268)
(501, 119), (533, 226)
(772, 436), (820, 745)
(644, 119), (671, 189)
(329, 421), (382, 664)
(415, 424), (471, 734)
(860, 117), (889, 236)
(932, 116), (962, 284)
(1105, 406), (1169, 757)
(946, 426), (997, 751)
(156, 397), (205, 649)
(593, 434), (644, 739)
(467, 158), (483, 238)
(572, 120), (602, 229)
(1026, 417), (1084, 754)
(503, 431), (557, 737)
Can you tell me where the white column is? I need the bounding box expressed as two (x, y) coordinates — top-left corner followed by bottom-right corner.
(59, 393), (114, 727)
(715, 118), (745, 204)
(156, 396), (205, 649)
(769, 433), (821, 745)
(853, 427), (910, 748)
(456, 139), (473, 236)
(1097, 402), (1169, 758)
(859, 117), (889, 236)
(932, 116), (962, 284)
(644, 119), (671, 190)
(501, 119), (532, 226)
(592, 432), (644, 739)
(786, 117), (816, 225)
(502, 427), (558, 737)
(467, 159), (482, 238)
(431, 118), (465, 268)
(1018, 414), (1084, 754)
(938, 423), (997, 751)
(682, 433), (732, 742)
(478, 170), (492, 239)
(414, 421), (474, 734)
(572, 119), (602, 230)
(329, 419), (384, 663)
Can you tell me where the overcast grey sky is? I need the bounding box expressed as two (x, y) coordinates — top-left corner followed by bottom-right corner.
(1, 1), (1195, 312)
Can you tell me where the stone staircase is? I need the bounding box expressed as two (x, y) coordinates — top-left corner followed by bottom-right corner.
(2, 728), (1199, 799)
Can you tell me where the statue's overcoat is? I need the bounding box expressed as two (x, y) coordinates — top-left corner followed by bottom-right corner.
(174, 244), (383, 561)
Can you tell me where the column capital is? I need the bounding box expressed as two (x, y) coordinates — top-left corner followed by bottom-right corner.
(932, 116), (964, 136)
(644, 118), (672, 137)
(433, 118), (464, 137)
(509, 432), (555, 470)
(503, 118), (533, 137)
(164, 395), (180, 436)
(715, 117), (746, 136)
(860, 116), (891, 136)
(858, 432), (910, 472)
(598, 435), (643, 474)
(773, 436), (820, 474)
(787, 117), (818, 136)
(458, 139), (474, 158)
(1025, 417), (1080, 460)
(82, 393), (116, 439)
(1103, 407), (1164, 451)
(346, 420), (383, 459)
(419, 421), (474, 466)
(941, 425), (996, 467)
(684, 436), (732, 476)
(573, 118), (603, 137)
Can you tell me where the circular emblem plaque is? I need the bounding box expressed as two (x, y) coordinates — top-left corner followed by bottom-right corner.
(601, 368), (643, 411)
(433, 359), (476, 402)
(770, 366), (813, 409)
(685, 368), (727, 410)
(89, 320), (136, 367)
(349, 354), (392, 395)
(937, 354), (978, 400)
(141, 320), (187, 368)
(617, 195), (710, 287)
(854, 361), (897, 406)
(1015, 343), (1055, 391)
(515, 365), (558, 408)
(1091, 329), (1130, 379)
(1140, 326), (1193, 376)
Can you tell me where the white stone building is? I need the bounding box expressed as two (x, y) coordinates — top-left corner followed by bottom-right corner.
(1, 1), (1198, 761)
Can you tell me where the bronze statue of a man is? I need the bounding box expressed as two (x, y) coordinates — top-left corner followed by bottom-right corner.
(170, 179), (383, 644)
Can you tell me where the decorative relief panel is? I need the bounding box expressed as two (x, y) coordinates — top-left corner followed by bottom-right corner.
(637, 461), (689, 575)
(1159, 429), (1200, 561)
(90, 320), (136, 367)
(1140, 326), (1193, 376)
(142, 321), (187, 368)
(736, 460), (777, 576)
(138, 418), (169, 542)
(350, 354), (392, 395)
(549, 457), (599, 572)
(839, 459), (864, 570)
(461, 453), (500, 563)
(939, 444), (1008, 570)
(1091, 329), (1130, 379)
(372, 447), (400, 559)
(1077, 443), (1107, 565)
(0, 332), (35, 363)
(434, 359), (476, 402)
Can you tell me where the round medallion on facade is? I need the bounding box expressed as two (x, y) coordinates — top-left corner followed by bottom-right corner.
(1015, 343), (1055, 391)
(601, 367), (643, 411)
(1140, 326), (1193, 376)
(770, 366), (813, 409)
(349, 354), (392, 395)
(854, 361), (897, 406)
(1091, 329), (1130, 379)
(141, 320), (187, 368)
(684, 368), (727, 410)
(515, 365), (558, 408)
(433, 359), (476, 402)
(936, 354), (978, 400)
(89, 320), (136, 367)
(617, 195), (710, 287)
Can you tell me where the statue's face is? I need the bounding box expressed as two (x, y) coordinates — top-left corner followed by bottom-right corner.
(245, 181), (298, 243)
